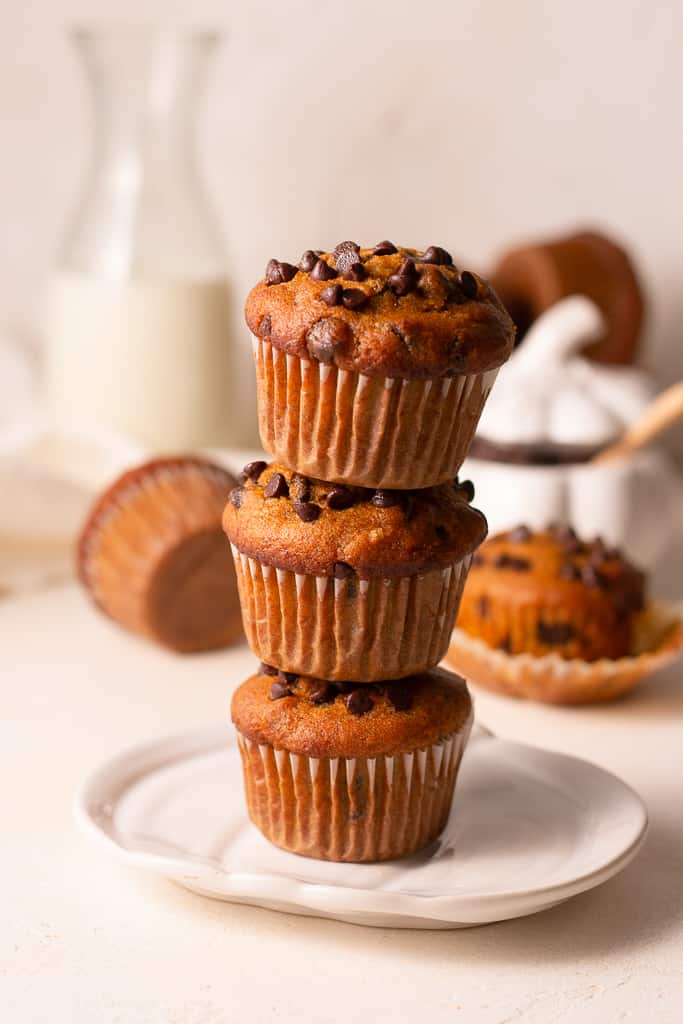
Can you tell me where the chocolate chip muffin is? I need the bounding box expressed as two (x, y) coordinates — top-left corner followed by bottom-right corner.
(223, 460), (487, 680)
(78, 456), (243, 653)
(456, 524), (645, 661)
(232, 664), (473, 861)
(247, 241), (514, 489)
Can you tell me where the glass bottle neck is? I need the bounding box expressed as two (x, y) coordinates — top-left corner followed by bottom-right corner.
(60, 29), (224, 282)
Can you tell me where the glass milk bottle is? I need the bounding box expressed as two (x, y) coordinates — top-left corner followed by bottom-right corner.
(45, 27), (239, 450)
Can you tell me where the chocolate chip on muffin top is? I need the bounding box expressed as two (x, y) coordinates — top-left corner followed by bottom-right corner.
(223, 461), (487, 578)
(246, 242), (514, 378)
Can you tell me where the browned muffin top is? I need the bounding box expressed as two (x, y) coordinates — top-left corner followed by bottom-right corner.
(231, 665), (472, 758)
(245, 241), (514, 378)
(470, 524), (645, 614)
(223, 461), (487, 578)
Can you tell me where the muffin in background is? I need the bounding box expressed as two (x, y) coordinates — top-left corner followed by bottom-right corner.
(456, 524), (645, 662)
(232, 665), (473, 862)
(223, 460), (487, 680)
(78, 456), (242, 653)
(247, 241), (514, 490)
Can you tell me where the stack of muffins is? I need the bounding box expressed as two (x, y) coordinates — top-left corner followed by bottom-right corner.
(225, 241), (514, 862)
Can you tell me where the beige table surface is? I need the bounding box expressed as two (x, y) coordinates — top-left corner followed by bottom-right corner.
(2, 577), (683, 1024)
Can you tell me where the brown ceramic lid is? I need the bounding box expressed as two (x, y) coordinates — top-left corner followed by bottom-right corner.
(489, 229), (644, 364)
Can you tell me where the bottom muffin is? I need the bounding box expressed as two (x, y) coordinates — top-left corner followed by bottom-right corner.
(231, 666), (473, 862)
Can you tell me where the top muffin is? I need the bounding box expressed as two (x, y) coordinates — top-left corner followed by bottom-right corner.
(246, 241), (514, 379)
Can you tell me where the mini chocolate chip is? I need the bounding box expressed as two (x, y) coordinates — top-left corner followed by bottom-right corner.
(293, 501), (321, 522)
(559, 563), (581, 581)
(478, 594), (489, 618)
(402, 494), (417, 521)
(590, 538), (608, 565)
(499, 635), (512, 653)
(241, 460), (267, 482)
(388, 273), (412, 295)
(333, 560), (355, 579)
(334, 681), (356, 695)
(459, 270), (478, 299)
(229, 487), (244, 508)
(420, 245), (453, 265)
(333, 241), (361, 274)
(581, 564), (603, 588)
(344, 261), (366, 282)
(259, 662), (278, 676)
(372, 240), (397, 255)
(279, 670), (298, 685)
(550, 523), (578, 545)
(259, 314), (272, 337)
(371, 489), (400, 508)
(290, 473), (311, 502)
(306, 318), (349, 363)
(327, 487), (355, 510)
(265, 259), (297, 285)
(264, 472), (289, 499)
(311, 258), (336, 281)
(310, 683), (336, 705)
(435, 524), (448, 542)
(299, 249), (319, 272)
(454, 478), (475, 502)
(321, 283), (343, 306)
(384, 680), (412, 711)
(346, 688), (374, 716)
(269, 681), (291, 700)
(509, 524), (532, 542)
(537, 621), (576, 646)
(494, 553), (531, 571)
(342, 288), (368, 310)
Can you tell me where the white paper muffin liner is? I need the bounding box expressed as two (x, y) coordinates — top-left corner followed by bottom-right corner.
(252, 336), (498, 489)
(447, 601), (683, 705)
(231, 545), (473, 680)
(235, 713), (472, 862)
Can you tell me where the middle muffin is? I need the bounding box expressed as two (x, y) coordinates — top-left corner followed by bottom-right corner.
(224, 461), (487, 680)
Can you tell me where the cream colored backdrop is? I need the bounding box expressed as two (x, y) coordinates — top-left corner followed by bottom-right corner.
(2, 0), (681, 440)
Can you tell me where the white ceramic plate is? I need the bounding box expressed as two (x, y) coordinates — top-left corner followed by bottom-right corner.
(75, 726), (647, 929)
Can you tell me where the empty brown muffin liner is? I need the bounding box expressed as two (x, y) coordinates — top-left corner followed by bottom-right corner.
(79, 460), (242, 652)
(252, 336), (499, 489)
(230, 546), (473, 680)
(235, 714), (472, 862)
(446, 601), (683, 705)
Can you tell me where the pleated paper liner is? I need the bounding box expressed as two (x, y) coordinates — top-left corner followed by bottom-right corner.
(78, 457), (243, 653)
(230, 545), (472, 681)
(446, 601), (683, 705)
(236, 715), (472, 862)
(253, 335), (498, 489)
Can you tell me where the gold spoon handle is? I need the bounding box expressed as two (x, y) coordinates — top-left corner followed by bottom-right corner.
(595, 380), (683, 464)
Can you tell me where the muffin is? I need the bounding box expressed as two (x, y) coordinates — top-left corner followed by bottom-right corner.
(246, 241), (514, 489)
(232, 665), (473, 862)
(78, 456), (243, 653)
(456, 524), (645, 661)
(223, 460), (487, 680)
(490, 229), (644, 364)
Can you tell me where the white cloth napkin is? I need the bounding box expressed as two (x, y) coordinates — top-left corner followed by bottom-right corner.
(0, 325), (146, 593)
